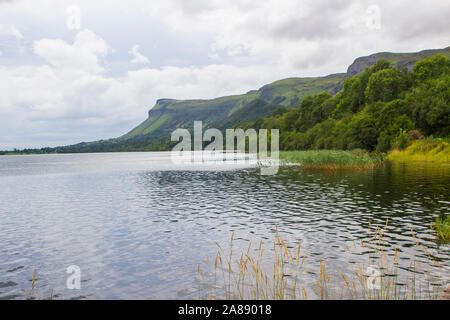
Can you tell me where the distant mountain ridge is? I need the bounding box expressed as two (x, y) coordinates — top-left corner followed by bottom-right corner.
(51, 46), (450, 153)
(121, 73), (345, 141)
(346, 46), (450, 77)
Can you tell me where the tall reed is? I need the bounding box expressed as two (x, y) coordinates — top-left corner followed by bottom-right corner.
(24, 269), (54, 300)
(197, 222), (446, 300)
(279, 150), (381, 170)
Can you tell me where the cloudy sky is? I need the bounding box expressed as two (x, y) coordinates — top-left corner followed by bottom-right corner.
(0, 0), (449, 149)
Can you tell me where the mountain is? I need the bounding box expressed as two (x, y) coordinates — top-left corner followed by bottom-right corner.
(121, 73), (345, 141)
(346, 46), (450, 77)
(52, 46), (449, 153)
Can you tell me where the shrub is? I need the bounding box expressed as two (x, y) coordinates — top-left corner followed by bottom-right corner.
(392, 129), (410, 150)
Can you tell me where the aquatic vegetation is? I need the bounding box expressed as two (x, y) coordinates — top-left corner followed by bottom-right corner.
(433, 216), (450, 242)
(24, 269), (54, 300)
(197, 223), (446, 300)
(279, 150), (381, 170)
(388, 138), (450, 163)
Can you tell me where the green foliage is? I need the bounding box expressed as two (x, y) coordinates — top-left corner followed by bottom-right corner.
(333, 78), (364, 118)
(434, 216), (450, 242)
(413, 55), (450, 82)
(392, 129), (410, 150)
(282, 108), (299, 131)
(365, 68), (405, 103)
(346, 112), (379, 150)
(312, 97), (337, 124)
(251, 55), (450, 153)
(295, 92), (332, 132)
(410, 74), (450, 136)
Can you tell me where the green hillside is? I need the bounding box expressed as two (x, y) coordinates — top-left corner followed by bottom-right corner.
(10, 46), (447, 154)
(121, 73), (345, 141)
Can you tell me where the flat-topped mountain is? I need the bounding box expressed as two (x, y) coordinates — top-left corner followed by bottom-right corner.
(122, 73), (345, 141)
(53, 46), (450, 153)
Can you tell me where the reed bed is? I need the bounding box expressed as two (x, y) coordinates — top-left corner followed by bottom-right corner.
(197, 222), (447, 300)
(279, 150), (381, 170)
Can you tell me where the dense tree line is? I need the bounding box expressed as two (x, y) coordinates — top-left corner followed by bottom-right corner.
(239, 55), (449, 152)
(53, 136), (174, 153)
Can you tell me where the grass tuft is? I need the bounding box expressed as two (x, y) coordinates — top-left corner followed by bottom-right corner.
(433, 216), (450, 242)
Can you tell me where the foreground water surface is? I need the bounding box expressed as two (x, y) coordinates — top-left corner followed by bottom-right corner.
(0, 152), (448, 299)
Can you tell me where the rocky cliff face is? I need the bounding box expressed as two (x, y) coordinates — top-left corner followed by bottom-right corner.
(346, 46), (450, 78)
(147, 99), (176, 117)
(347, 53), (392, 77)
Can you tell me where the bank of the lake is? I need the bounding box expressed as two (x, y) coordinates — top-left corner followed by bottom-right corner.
(278, 138), (449, 169)
(388, 139), (450, 164)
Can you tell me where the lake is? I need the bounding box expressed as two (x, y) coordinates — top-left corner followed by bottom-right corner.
(0, 152), (448, 299)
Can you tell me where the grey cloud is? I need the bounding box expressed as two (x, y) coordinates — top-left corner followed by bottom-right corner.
(270, 0), (354, 41)
(177, 0), (215, 15)
(380, 2), (450, 41)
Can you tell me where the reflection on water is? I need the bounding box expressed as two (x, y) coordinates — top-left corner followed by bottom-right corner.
(0, 153), (448, 299)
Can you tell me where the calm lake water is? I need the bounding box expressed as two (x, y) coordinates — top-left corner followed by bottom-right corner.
(0, 152), (448, 299)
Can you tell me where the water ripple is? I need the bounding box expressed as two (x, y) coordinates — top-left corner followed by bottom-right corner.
(0, 153), (448, 299)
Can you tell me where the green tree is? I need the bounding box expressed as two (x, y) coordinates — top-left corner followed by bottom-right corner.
(392, 129), (410, 150)
(410, 74), (450, 136)
(365, 68), (405, 103)
(345, 113), (379, 150)
(413, 55), (450, 82)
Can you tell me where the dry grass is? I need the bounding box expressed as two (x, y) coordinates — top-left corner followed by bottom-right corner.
(197, 222), (446, 300)
(388, 138), (450, 163)
(24, 268), (54, 300)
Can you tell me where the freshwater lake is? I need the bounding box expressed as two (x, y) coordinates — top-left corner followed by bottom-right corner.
(0, 152), (448, 299)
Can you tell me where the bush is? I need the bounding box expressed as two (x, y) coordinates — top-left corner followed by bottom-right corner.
(392, 129), (410, 150)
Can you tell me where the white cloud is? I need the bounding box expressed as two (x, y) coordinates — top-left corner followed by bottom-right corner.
(0, 29), (283, 149)
(129, 45), (149, 64)
(33, 29), (109, 73)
